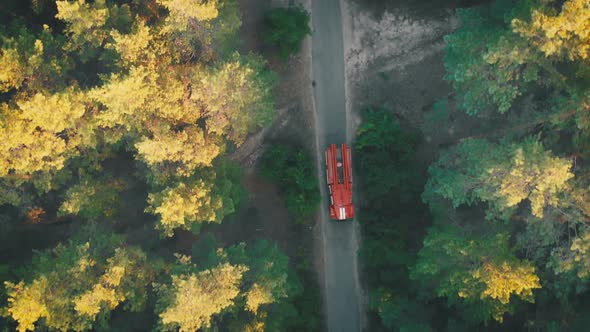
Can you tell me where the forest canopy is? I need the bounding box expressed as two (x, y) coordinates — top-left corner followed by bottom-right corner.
(362, 0), (590, 330)
(0, 0), (320, 331)
(0, 0), (274, 235)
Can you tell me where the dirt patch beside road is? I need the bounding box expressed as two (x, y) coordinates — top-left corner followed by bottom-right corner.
(342, 0), (487, 165)
(343, 3), (458, 125)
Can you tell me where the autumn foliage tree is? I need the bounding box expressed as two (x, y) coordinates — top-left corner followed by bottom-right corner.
(155, 257), (247, 331)
(4, 224), (154, 332)
(443, 0), (590, 116)
(0, 21), (70, 93)
(0, 0), (273, 235)
(0, 0), (325, 331)
(223, 240), (296, 315)
(411, 225), (541, 323)
(424, 138), (573, 220)
(512, 0), (590, 61)
(365, 0), (590, 329)
(154, 239), (300, 331)
(59, 174), (126, 220)
(0, 0), (324, 331)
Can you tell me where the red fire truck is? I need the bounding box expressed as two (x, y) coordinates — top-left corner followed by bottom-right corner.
(325, 144), (354, 220)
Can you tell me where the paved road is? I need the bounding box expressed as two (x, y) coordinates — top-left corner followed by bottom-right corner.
(311, 1), (362, 331)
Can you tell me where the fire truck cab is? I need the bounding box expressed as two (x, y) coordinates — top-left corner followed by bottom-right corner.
(325, 144), (354, 221)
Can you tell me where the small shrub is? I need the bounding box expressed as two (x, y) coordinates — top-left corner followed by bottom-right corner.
(263, 6), (311, 58)
(260, 144), (320, 223)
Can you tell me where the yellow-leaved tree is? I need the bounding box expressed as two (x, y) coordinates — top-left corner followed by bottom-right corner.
(135, 127), (221, 177)
(473, 262), (540, 305)
(496, 140), (574, 218)
(216, 239), (298, 328)
(157, 0), (219, 33)
(0, 23), (71, 93)
(512, 0), (590, 61)
(191, 54), (276, 145)
(0, 108), (68, 178)
(5, 277), (49, 332)
(56, 0), (133, 61)
(0, 0), (281, 329)
(0, 88), (95, 206)
(155, 260), (247, 331)
(55, 0), (270, 233)
(146, 178), (223, 236)
(424, 138), (573, 220)
(108, 21), (153, 67)
(4, 225), (153, 332)
(59, 175), (126, 220)
(412, 226), (541, 322)
(145, 158), (245, 236)
(154, 239), (299, 331)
